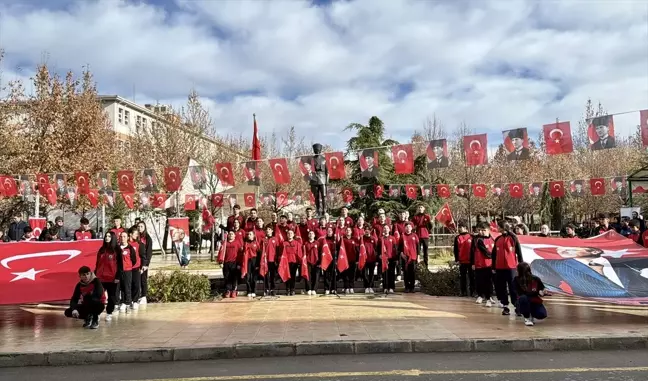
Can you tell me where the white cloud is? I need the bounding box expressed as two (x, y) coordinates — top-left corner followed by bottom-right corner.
(0, 0), (646, 152)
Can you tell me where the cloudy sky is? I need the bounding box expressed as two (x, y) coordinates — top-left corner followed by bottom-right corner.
(0, 0), (647, 151)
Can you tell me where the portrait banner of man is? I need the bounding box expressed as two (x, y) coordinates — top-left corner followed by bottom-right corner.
(420, 185), (433, 198)
(570, 180), (586, 198)
(426, 139), (449, 169)
(243, 161), (261, 186)
(142, 169), (158, 192)
(503, 128), (530, 161)
(358, 185), (369, 198)
(55, 173), (67, 197)
(455, 184), (468, 199)
(190, 166), (207, 190)
(611, 176), (628, 200)
(588, 115), (616, 150)
(359, 149), (379, 178)
(297, 156), (315, 183)
(97, 171), (111, 194)
(529, 182), (543, 197)
(19, 175), (32, 198)
(293, 191), (304, 206)
(388, 185), (400, 198)
(140, 192), (151, 208)
(261, 192), (274, 206)
(492, 183), (503, 197)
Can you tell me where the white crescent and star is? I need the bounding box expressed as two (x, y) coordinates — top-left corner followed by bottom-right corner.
(549, 128), (563, 143)
(469, 139), (482, 154)
(397, 149), (407, 163)
(274, 163), (283, 173)
(220, 166), (230, 179)
(594, 180), (602, 188)
(554, 183), (561, 190)
(121, 174), (130, 184)
(513, 185), (520, 192)
(1, 249), (82, 282)
(330, 156), (340, 168)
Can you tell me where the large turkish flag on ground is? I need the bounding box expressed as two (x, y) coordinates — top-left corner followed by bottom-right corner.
(0, 240), (101, 304)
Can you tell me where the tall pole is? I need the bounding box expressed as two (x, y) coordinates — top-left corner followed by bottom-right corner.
(34, 192), (40, 218)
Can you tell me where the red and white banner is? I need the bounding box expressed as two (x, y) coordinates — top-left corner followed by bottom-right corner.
(168, 217), (190, 246)
(0, 240), (102, 305)
(28, 217), (47, 239)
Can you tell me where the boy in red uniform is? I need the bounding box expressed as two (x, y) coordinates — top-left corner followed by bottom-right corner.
(219, 230), (243, 298)
(243, 230), (260, 298)
(492, 221), (523, 315)
(231, 219), (245, 244)
(471, 222), (495, 307)
(65, 266), (105, 329)
(303, 208), (319, 236)
(253, 218), (266, 246)
(110, 217), (125, 237)
(74, 217), (96, 240)
(281, 229), (302, 296)
(361, 225), (378, 293)
(341, 227), (358, 294)
(628, 220), (642, 244)
(340, 207), (354, 228)
(412, 205), (432, 268)
(315, 216), (328, 238)
(262, 225), (279, 296)
(128, 226), (145, 310)
(453, 221), (474, 297)
(322, 227), (339, 294)
(378, 225), (398, 293)
(244, 208), (259, 231)
(399, 222), (419, 293)
(303, 230), (320, 295)
(226, 204), (244, 231)
(117, 231), (137, 313)
(95, 232), (122, 321)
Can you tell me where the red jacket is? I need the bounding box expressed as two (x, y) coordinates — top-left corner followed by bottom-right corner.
(226, 214), (245, 231)
(399, 232), (419, 262)
(120, 245), (136, 272)
(262, 236), (279, 263)
(314, 225), (328, 239)
(392, 220), (407, 238)
(454, 233), (473, 264)
(244, 240), (259, 259)
(244, 217), (258, 232)
(222, 240), (243, 263)
(232, 229), (244, 245)
(341, 237), (358, 262)
(253, 228), (265, 247)
(110, 227), (125, 237)
(378, 235), (397, 260)
(281, 239), (302, 263)
(129, 239), (142, 269)
(492, 233), (522, 270)
(303, 218), (318, 234)
(412, 213), (431, 239)
(471, 235), (494, 269)
(96, 248), (122, 282)
(341, 216), (354, 228)
(361, 235), (378, 262)
(303, 240), (319, 265)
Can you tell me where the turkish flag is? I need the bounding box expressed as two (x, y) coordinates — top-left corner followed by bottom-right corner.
(259, 249), (268, 278)
(36, 173), (49, 195)
(202, 207), (215, 231)
(0, 240), (102, 305)
(278, 254), (291, 282)
(116, 170), (135, 193)
(640, 110), (648, 148)
(590, 178), (606, 196)
(184, 194), (197, 211)
(276, 192), (288, 207)
(269, 158), (291, 184)
(164, 167), (182, 192)
(509, 183), (524, 198)
(43, 184), (57, 206)
(437, 184), (451, 199)
(472, 183), (487, 198)
(320, 240), (333, 271)
(29, 217), (47, 239)
(434, 203), (456, 231)
(381, 239), (389, 273)
(549, 181), (565, 198)
(374, 184), (384, 198)
(214, 162), (235, 187)
(463, 134), (488, 166)
(300, 256), (309, 281)
(543, 121), (573, 155)
(211, 193), (224, 207)
(152, 193), (167, 209)
(341, 188), (354, 203)
(87, 189), (99, 207)
(325, 152), (346, 180)
(0, 176), (18, 197)
(244, 193), (256, 208)
(358, 244), (367, 270)
(405, 184), (418, 200)
(308, 191), (315, 205)
(337, 243), (349, 272)
(392, 144), (414, 174)
(75, 172), (90, 195)
(122, 192), (135, 209)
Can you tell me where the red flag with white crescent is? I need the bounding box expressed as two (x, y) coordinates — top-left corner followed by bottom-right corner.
(152, 193), (167, 209)
(434, 203), (456, 232)
(164, 167), (181, 192)
(44, 184), (57, 206)
(405, 184), (418, 200)
(0, 176), (17, 197)
(374, 184), (384, 198)
(392, 144), (414, 174)
(214, 162), (235, 187)
(472, 183), (486, 198)
(184, 194), (197, 211)
(202, 207), (215, 231)
(549, 181), (565, 198)
(278, 254), (290, 282)
(325, 152), (346, 180)
(121, 192), (135, 209)
(36, 173), (49, 196)
(337, 242), (349, 272)
(240, 249), (249, 279)
(75, 172), (90, 195)
(117, 170), (135, 193)
(244, 193), (256, 208)
(211, 193), (224, 207)
(28, 217), (46, 239)
(341, 188), (354, 203)
(252, 115), (262, 161)
(269, 158), (291, 184)
(509, 183), (524, 199)
(87, 189), (99, 207)
(543, 121), (574, 155)
(217, 242), (226, 263)
(300, 254), (309, 281)
(463, 134), (488, 166)
(590, 178), (606, 196)
(358, 243), (367, 270)
(320, 240), (333, 271)
(436, 184), (451, 199)
(381, 238), (388, 273)
(259, 248), (268, 277)
(276, 192), (288, 207)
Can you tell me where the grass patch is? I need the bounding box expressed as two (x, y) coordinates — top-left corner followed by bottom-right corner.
(156, 260), (222, 271)
(428, 249), (455, 267)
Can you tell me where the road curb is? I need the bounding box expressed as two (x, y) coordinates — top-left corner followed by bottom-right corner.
(1, 336), (647, 367)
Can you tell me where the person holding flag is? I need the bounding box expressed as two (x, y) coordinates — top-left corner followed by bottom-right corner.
(280, 229), (302, 296)
(341, 226), (359, 294)
(412, 205), (432, 268)
(492, 221), (523, 316)
(243, 230), (260, 298)
(218, 230), (244, 298)
(261, 225), (279, 296)
(471, 222), (496, 307)
(361, 225), (378, 294)
(399, 222), (420, 293)
(321, 226), (338, 295)
(303, 230), (320, 295)
(378, 225), (398, 294)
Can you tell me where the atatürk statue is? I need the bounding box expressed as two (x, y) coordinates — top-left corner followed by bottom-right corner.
(310, 143), (328, 216)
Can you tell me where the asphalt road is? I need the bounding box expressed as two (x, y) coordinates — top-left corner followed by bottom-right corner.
(2, 350), (648, 381)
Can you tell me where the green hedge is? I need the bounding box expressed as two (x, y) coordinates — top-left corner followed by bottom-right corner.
(416, 262), (461, 296)
(147, 271), (212, 303)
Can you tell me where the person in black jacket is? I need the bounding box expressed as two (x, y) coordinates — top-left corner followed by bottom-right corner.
(7, 214), (27, 241)
(64, 266), (105, 329)
(137, 221), (153, 305)
(514, 262), (547, 326)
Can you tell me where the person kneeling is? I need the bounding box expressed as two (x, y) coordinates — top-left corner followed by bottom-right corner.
(64, 266), (106, 329)
(514, 262), (547, 326)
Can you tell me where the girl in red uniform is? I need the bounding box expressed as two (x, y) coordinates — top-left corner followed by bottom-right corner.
(219, 231), (243, 298)
(341, 227), (359, 294)
(95, 232), (122, 321)
(281, 229), (302, 296)
(243, 230), (260, 298)
(361, 225), (378, 293)
(322, 227), (339, 294)
(117, 231), (137, 313)
(262, 225), (279, 296)
(412, 205), (432, 267)
(129, 226), (145, 310)
(378, 225), (398, 293)
(303, 230), (320, 295)
(471, 222), (495, 307)
(492, 221), (523, 315)
(399, 223), (419, 293)
(453, 221), (474, 297)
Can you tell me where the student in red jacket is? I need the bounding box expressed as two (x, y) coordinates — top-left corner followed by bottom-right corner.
(74, 217), (96, 240)
(341, 227), (358, 294)
(453, 221), (474, 297)
(128, 226), (145, 310)
(340, 207), (354, 228)
(219, 230), (243, 298)
(226, 204), (245, 231)
(244, 208), (259, 231)
(303, 230), (320, 295)
(322, 227), (339, 295)
(95, 232), (122, 321)
(137, 221), (153, 305)
(117, 231), (137, 313)
(65, 266), (106, 329)
(110, 217), (125, 237)
(262, 225), (279, 296)
(471, 222), (495, 307)
(243, 230), (260, 298)
(281, 229), (302, 296)
(412, 205), (432, 267)
(492, 221), (523, 315)
(253, 218), (266, 247)
(361, 225), (378, 293)
(315, 216), (328, 239)
(231, 219), (245, 244)
(399, 222), (419, 293)
(628, 220), (642, 245)
(303, 208), (319, 237)
(378, 225), (398, 293)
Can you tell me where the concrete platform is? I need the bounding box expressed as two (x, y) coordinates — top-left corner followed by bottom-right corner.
(0, 295), (647, 367)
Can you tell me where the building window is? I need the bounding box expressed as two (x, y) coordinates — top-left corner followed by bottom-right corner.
(118, 108), (123, 124)
(124, 110), (130, 126)
(136, 115), (141, 132)
(142, 117), (147, 129)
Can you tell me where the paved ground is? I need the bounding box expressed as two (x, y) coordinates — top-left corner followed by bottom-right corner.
(3, 350), (648, 381)
(0, 294), (646, 354)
